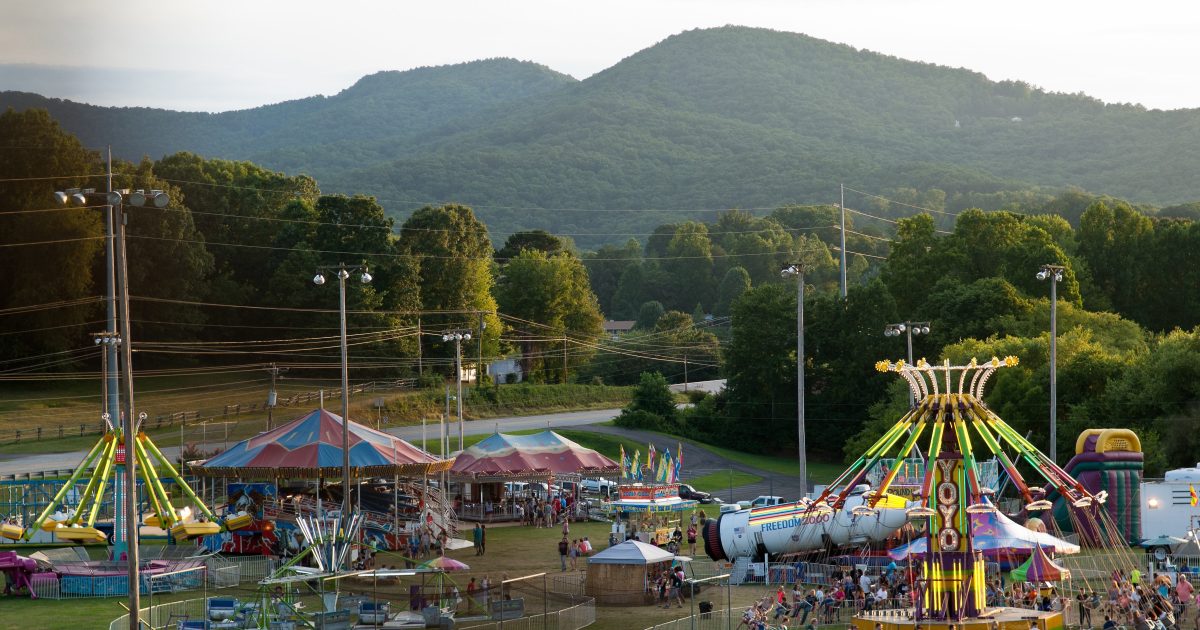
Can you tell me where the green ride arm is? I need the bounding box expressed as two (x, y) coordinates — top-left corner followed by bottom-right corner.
(870, 410), (932, 505)
(967, 402), (1035, 502)
(816, 404), (922, 507)
(951, 400), (982, 497)
(918, 412), (946, 501)
(86, 439), (119, 526)
(24, 436), (112, 538)
(69, 438), (118, 525)
(141, 433), (220, 522)
(133, 440), (172, 527)
(135, 437), (180, 525)
(831, 406), (925, 508)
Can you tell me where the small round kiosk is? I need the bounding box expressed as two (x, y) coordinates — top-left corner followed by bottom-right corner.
(585, 539), (678, 606)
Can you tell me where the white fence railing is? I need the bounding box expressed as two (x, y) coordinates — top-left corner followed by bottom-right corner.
(458, 596), (596, 630)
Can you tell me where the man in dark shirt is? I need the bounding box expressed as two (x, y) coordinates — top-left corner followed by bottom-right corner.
(1102, 615), (1117, 630)
(1077, 589), (1092, 627)
(557, 536), (569, 571)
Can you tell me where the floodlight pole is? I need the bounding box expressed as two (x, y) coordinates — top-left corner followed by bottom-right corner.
(781, 264), (807, 498)
(1038, 264), (1065, 464)
(314, 262), (372, 550)
(57, 175), (166, 629)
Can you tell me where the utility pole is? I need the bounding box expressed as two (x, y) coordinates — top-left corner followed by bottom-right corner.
(416, 316), (423, 378)
(562, 334), (568, 383)
(839, 183), (847, 299)
(264, 363), (287, 431)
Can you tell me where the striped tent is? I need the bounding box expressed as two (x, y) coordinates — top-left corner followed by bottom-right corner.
(197, 408), (449, 478)
(449, 430), (619, 480)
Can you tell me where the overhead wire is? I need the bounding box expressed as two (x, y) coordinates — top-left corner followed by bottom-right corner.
(843, 186), (961, 217)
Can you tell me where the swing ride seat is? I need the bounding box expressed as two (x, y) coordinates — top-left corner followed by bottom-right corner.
(0, 523), (23, 540)
(39, 519), (62, 532)
(54, 526), (108, 543)
(358, 601), (391, 624)
(224, 513), (253, 530)
(172, 522), (221, 540)
(145, 514), (168, 528)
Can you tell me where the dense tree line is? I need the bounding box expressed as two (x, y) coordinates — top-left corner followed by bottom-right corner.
(5, 108), (1200, 476)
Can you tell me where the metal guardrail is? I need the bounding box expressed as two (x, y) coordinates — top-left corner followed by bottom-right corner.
(0, 377), (416, 447)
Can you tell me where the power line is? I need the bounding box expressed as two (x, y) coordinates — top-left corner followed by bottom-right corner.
(843, 186), (960, 217)
(0, 235), (106, 249)
(0, 174), (108, 183)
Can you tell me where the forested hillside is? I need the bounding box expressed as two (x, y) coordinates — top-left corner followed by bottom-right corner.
(5, 26), (1200, 249)
(4, 108), (1200, 473)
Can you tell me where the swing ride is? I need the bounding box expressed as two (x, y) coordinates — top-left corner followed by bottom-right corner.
(705, 355), (1144, 630)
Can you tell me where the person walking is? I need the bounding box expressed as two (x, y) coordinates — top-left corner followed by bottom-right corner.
(473, 523), (482, 556)
(1079, 588), (1093, 627)
(687, 524), (697, 556)
(479, 524), (487, 555)
(558, 536), (569, 572)
(667, 565), (684, 608)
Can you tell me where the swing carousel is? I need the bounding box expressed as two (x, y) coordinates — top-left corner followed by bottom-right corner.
(807, 356), (1142, 630)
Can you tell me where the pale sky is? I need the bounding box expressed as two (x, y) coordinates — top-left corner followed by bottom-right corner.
(2, 0), (1198, 113)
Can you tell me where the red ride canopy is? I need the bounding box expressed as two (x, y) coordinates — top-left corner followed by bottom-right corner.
(449, 430), (619, 480)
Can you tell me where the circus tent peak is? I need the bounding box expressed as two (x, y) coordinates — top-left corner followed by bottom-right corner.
(197, 408), (447, 478)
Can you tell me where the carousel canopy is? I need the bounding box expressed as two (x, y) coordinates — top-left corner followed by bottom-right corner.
(449, 430), (619, 480)
(588, 540), (675, 565)
(197, 409), (449, 478)
(888, 507), (1081, 560)
(1010, 544), (1071, 582)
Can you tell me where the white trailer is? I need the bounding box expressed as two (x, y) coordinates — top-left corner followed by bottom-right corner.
(1140, 464), (1200, 540)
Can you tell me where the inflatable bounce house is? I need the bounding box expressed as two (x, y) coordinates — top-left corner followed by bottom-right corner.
(1049, 429), (1143, 544)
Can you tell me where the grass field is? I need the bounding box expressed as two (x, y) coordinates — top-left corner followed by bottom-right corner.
(0, 521), (772, 630)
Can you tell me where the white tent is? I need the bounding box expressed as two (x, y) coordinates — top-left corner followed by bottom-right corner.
(588, 540), (675, 565)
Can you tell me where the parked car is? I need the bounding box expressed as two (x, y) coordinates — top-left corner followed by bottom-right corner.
(678, 483), (714, 504)
(737, 495), (785, 509)
(580, 478), (616, 496)
(718, 502), (740, 514)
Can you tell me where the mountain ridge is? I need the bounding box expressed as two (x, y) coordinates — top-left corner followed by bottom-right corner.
(3, 26), (1199, 247)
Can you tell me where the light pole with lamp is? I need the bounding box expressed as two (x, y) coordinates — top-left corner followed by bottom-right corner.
(883, 321), (931, 408)
(1037, 264), (1065, 464)
(780, 263), (807, 499)
(443, 330), (472, 453)
(313, 263), (372, 526)
(57, 184), (166, 630)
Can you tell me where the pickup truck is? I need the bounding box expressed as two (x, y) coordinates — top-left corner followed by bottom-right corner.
(580, 478), (616, 496)
(678, 484), (714, 504)
(737, 495), (785, 510)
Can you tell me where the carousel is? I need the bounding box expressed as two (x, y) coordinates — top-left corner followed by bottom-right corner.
(193, 408), (453, 557)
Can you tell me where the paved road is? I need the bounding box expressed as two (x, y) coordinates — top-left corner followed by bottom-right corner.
(0, 378), (809, 504)
(386, 407), (625, 447)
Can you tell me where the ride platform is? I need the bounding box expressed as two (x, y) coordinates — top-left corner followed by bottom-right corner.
(853, 608), (1064, 630)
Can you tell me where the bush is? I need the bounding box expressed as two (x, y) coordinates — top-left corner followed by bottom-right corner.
(614, 408), (667, 431)
(685, 389), (709, 404)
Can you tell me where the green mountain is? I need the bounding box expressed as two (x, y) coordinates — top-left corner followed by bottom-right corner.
(5, 26), (1200, 246)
